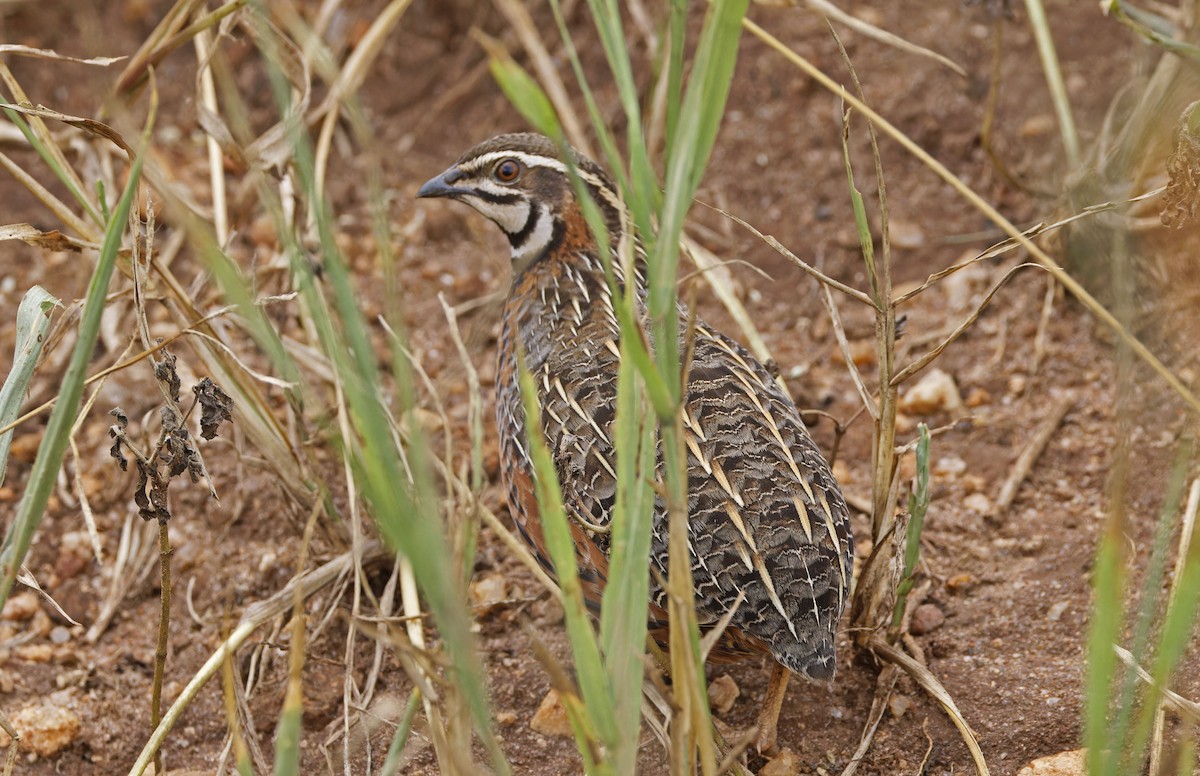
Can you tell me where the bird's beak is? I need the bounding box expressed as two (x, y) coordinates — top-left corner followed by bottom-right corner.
(417, 166), (467, 199)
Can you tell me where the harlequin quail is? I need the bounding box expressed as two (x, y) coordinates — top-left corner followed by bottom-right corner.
(418, 133), (853, 752)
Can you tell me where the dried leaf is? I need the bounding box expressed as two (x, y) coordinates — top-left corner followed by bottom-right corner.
(193, 377), (233, 440)
(108, 407), (128, 471)
(0, 45), (124, 66)
(0, 223), (100, 252)
(134, 459), (171, 524)
(154, 351), (181, 402)
(1162, 100), (1200, 228)
(133, 460), (153, 519)
(0, 101), (133, 158)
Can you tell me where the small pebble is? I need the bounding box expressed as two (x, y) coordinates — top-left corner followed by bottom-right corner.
(946, 573), (975, 594)
(829, 338), (876, 367)
(1018, 114), (1057, 138)
(961, 474), (988, 494)
(469, 573), (508, 615)
(529, 689), (573, 738)
(758, 747), (800, 776)
(964, 493), (992, 513)
(888, 693), (913, 719)
(14, 644), (53, 663)
(707, 674), (740, 715)
(1047, 601), (1069, 622)
(1016, 748), (1086, 775)
(887, 218), (925, 250)
(899, 369), (963, 415)
(0, 703), (80, 756)
(1, 592), (40, 622)
(935, 456), (967, 476)
(257, 551), (277, 574)
(909, 603), (946, 635)
(965, 386), (992, 408)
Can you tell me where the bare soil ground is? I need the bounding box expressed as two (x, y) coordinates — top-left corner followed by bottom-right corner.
(0, 1), (1196, 774)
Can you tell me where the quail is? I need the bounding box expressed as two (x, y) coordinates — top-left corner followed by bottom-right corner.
(418, 133), (853, 752)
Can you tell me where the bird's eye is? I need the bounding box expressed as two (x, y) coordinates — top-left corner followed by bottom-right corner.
(494, 159), (522, 183)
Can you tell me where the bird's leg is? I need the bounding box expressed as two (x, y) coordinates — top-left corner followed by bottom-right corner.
(755, 662), (790, 753)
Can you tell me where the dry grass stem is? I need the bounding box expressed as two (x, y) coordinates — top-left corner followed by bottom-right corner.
(1150, 476), (1200, 771)
(0, 710), (16, 776)
(819, 283), (879, 419)
(1112, 644), (1200, 725)
(705, 204), (874, 306)
(0, 307), (242, 438)
(1031, 274), (1057, 375)
(871, 638), (990, 775)
(127, 545), (388, 776)
(742, 15), (1200, 416)
(192, 26), (228, 245)
(86, 516), (157, 643)
(493, 0), (592, 157)
(806, 0), (965, 76)
(837, 664), (899, 776)
(892, 263), (1045, 386)
(991, 396), (1074, 519)
(0, 150), (94, 237)
(682, 235), (775, 368)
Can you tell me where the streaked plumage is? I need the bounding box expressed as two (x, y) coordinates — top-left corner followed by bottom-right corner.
(418, 133), (853, 749)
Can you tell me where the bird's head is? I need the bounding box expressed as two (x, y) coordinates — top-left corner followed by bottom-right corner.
(417, 133), (622, 267)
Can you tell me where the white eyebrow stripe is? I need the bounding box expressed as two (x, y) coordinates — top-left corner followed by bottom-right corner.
(464, 150), (567, 175)
(463, 151), (621, 211)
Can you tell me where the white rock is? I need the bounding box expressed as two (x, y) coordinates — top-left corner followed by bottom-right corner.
(964, 493), (992, 513)
(530, 689), (573, 738)
(0, 703), (81, 757)
(899, 369), (964, 415)
(1017, 749), (1087, 776)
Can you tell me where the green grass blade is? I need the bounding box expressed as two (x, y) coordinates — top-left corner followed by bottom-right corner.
(0, 286), (61, 488)
(892, 424), (930, 630)
(1022, 0), (1080, 167)
(273, 676), (302, 776)
(1109, 442), (1192, 770)
(649, 0), (749, 391)
(487, 54), (675, 419)
(1122, 442), (1197, 772)
(0, 105), (152, 609)
(598, 353), (657, 775)
(1085, 509), (1126, 775)
(516, 354), (617, 774)
(486, 51), (562, 140)
(1104, 0), (1200, 62)
(583, 0), (658, 216)
(0, 100), (103, 227)
(545, 1), (628, 185)
(840, 111), (880, 306)
(251, 22), (507, 772)
(379, 688), (422, 776)
(663, 0), (687, 167)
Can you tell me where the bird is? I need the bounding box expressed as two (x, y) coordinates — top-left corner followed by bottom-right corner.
(418, 132), (853, 753)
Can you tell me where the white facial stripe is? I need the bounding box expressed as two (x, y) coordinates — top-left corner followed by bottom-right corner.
(467, 180), (530, 233)
(513, 203), (555, 263)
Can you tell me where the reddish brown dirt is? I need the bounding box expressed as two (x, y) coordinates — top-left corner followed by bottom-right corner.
(0, 1), (1196, 775)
